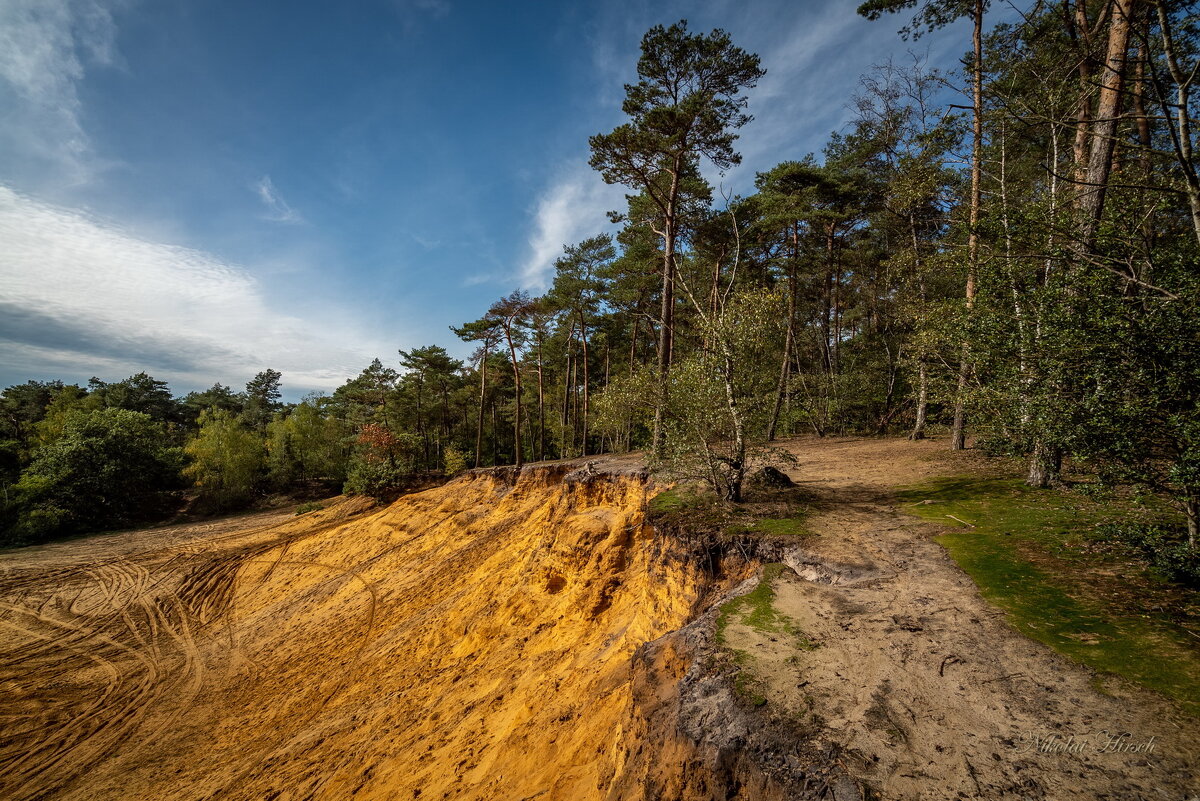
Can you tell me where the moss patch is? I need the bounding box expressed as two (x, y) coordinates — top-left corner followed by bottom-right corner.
(649, 482), (812, 545)
(715, 564), (820, 711)
(724, 515), (811, 538)
(896, 475), (1200, 716)
(717, 563), (789, 640)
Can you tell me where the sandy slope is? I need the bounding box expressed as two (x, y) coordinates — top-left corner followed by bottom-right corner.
(0, 466), (734, 800)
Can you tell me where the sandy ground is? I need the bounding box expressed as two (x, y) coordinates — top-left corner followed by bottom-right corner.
(1, 438), (1196, 800)
(722, 436), (1200, 799)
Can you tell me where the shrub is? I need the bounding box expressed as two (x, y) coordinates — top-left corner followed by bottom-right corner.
(1091, 522), (1200, 588)
(443, 446), (468, 476)
(185, 410), (265, 512)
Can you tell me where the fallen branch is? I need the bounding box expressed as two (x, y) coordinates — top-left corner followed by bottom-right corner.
(939, 655), (963, 676)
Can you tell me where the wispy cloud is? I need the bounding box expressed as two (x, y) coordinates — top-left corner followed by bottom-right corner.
(409, 0), (450, 16)
(0, 0), (120, 186)
(0, 185), (383, 393)
(519, 162), (622, 290)
(253, 175), (303, 224)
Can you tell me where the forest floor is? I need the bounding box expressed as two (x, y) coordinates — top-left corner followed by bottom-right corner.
(719, 435), (1199, 798)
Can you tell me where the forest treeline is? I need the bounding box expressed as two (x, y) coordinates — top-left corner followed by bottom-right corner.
(2, 2), (1198, 554)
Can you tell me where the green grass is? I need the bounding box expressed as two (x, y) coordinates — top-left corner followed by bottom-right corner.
(646, 487), (694, 515)
(716, 563), (790, 642)
(724, 515), (811, 538)
(896, 476), (1200, 716)
(717, 564), (785, 708)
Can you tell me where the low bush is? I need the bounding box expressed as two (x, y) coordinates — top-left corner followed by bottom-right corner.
(1091, 522), (1200, 587)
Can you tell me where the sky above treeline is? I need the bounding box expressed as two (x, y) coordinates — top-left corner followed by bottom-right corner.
(0, 0), (977, 400)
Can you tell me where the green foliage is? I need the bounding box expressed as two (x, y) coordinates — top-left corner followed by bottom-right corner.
(34, 385), (90, 447)
(442, 446), (468, 476)
(8, 408), (183, 544)
(589, 20), (765, 185)
(591, 366), (657, 448)
(654, 287), (786, 499)
(343, 459), (409, 500)
(343, 423), (421, 499)
(183, 383), (243, 423)
(294, 501), (324, 515)
(88, 373), (181, 424)
(267, 399), (349, 486)
(242, 369), (283, 431)
(1090, 523), (1200, 588)
(185, 409), (266, 512)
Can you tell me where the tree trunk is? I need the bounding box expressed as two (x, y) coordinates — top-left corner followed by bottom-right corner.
(503, 327), (523, 468)
(536, 336), (545, 462)
(910, 362), (929, 440)
(951, 0), (984, 452)
(1186, 493), (1198, 549)
(1027, 440), (1062, 488)
(490, 400), (498, 466)
(580, 315), (590, 458)
(720, 347), (747, 503)
(651, 164), (682, 458)
(414, 377), (427, 470)
(474, 346), (488, 468)
(1077, 0), (1134, 252)
(1154, 2), (1200, 249)
(767, 235), (798, 442)
(571, 348), (579, 455)
(908, 212), (929, 441)
(562, 345), (572, 456)
(629, 291), (644, 375)
(1070, 0), (1095, 193)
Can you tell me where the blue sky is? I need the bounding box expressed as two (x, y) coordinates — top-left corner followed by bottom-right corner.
(0, 0), (977, 400)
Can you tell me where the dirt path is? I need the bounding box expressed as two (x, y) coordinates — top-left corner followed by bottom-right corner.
(722, 437), (1199, 799)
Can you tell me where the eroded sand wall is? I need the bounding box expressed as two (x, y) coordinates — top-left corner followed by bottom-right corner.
(0, 466), (806, 800)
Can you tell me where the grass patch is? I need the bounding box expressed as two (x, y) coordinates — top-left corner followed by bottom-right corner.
(294, 501), (325, 515)
(645, 487), (695, 515)
(649, 483), (812, 543)
(646, 486), (728, 533)
(896, 475), (1200, 716)
(717, 563), (789, 642)
(718, 565), (785, 709)
(716, 564), (819, 711)
(724, 515), (811, 538)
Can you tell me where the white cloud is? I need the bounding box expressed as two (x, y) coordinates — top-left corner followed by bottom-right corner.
(0, 185), (385, 393)
(519, 162), (622, 290)
(0, 0), (119, 185)
(253, 175), (303, 225)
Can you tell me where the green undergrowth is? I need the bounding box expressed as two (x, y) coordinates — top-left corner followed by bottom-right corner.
(896, 475), (1200, 716)
(647, 485), (812, 540)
